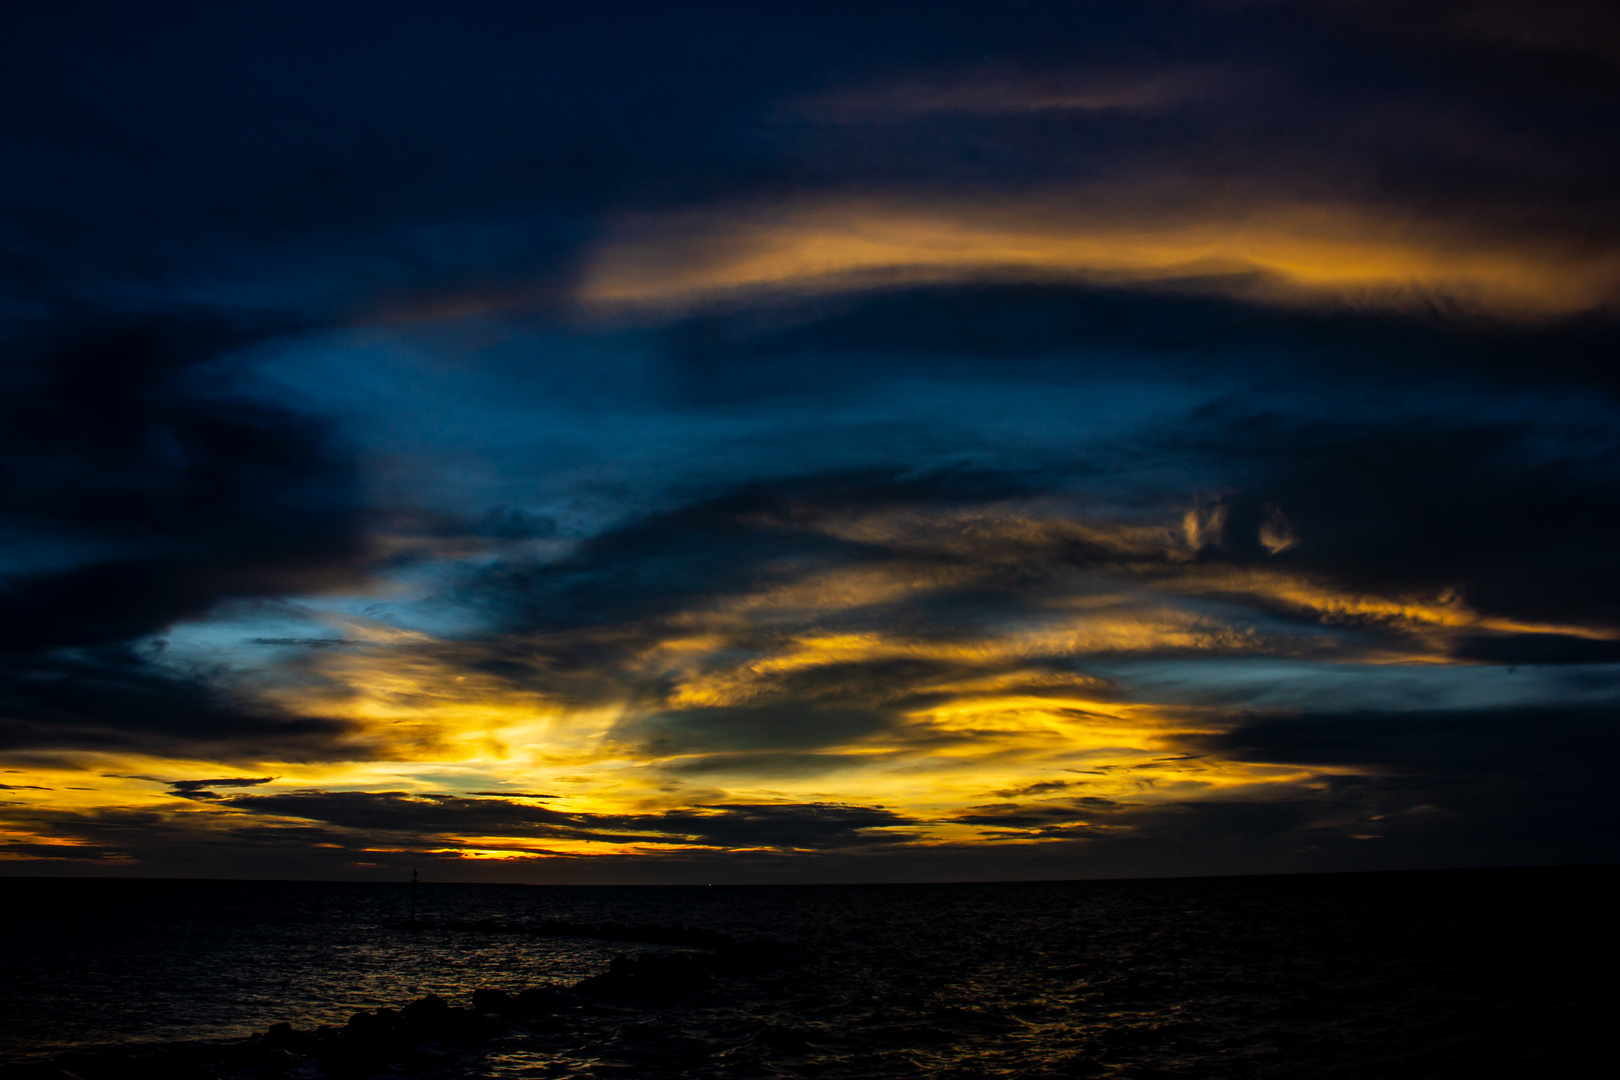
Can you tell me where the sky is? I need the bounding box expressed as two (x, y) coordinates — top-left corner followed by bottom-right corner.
(2, 0), (1618, 883)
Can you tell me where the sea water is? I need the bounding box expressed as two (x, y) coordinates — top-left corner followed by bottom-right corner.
(0, 867), (1609, 1078)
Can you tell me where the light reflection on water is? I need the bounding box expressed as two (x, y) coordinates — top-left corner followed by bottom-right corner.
(0, 869), (1608, 1078)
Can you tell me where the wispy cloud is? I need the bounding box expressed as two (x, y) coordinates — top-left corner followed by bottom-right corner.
(578, 196), (1619, 317)
(789, 66), (1225, 121)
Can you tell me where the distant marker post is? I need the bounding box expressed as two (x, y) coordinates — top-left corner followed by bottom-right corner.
(411, 867), (418, 926)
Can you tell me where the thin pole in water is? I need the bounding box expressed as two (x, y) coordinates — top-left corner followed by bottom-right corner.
(411, 867), (418, 925)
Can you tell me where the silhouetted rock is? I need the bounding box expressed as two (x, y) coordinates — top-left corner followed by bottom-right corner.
(513, 985), (570, 1014)
(50, 1049), (137, 1080)
(257, 1022), (296, 1049)
(0, 1065), (92, 1080)
(464, 984), (573, 1018)
(342, 1006), (398, 1047)
(708, 940), (778, 976)
(72, 1048), (220, 1080)
(231, 1046), (299, 1073)
(399, 993), (449, 1025)
(470, 987), (511, 1014)
(573, 951), (714, 999)
(340, 995), (496, 1052)
(1, 947), (782, 1080)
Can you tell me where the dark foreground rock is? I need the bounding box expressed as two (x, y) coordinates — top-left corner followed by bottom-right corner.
(340, 993), (498, 1049)
(1, 993), (504, 1080)
(574, 951), (714, 999)
(0, 944), (776, 1080)
(469, 985), (571, 1015)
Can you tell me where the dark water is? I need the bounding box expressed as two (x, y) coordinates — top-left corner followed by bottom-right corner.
(0, 867), (1611, 1078)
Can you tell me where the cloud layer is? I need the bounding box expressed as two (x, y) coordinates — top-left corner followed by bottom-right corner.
(1, 1), (1617, 880)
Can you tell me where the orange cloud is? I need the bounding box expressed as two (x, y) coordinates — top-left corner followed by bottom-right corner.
(6, 504), (1610, 868)
(579, 196), (1619, 318)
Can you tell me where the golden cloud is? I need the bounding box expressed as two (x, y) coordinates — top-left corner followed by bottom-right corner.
(5, 504), (1610, 868)
(579, 196), (1619, 318)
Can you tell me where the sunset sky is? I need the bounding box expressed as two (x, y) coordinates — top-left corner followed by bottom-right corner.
(2, 1), (1618, 882)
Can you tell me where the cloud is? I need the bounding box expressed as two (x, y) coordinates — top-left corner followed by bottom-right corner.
(0, 646), (361, 760)
(165, 777), (275, 801)
(950, 800), (1107, 831)
(655, 802), (917, 848)
(453, 467), (1033, 640)
(2, 1), (1619, 881)
(464, 790), (557, 799)
(226, 444), (1620, 814)
(0, 314), (378, 760)
(657, 751), (892, 778)
(5, 696), (1615, 878)
(451, 443), (1619, 689)
(792, 66), (1223, 121)
(0, 316), (363, 655)
(1180, 703), (1620, 774)
(1186, 415), (1620, 633)
(246, 638), (356, 647)
(1258, 507), (1297, 554)
(1336, 0), (1620, 67)
(223, 790), (916, 852)
(0, 839), (132, 862)
(578, 197), (1620, 318)
(649, 280), (1620, 405)
(992, 779), (1077, 797)
(616, 703), (899, 758)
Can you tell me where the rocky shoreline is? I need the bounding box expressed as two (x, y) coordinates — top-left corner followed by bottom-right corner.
(1, 946), (770, 1080)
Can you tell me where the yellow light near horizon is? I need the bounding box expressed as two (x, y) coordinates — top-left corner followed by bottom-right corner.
(8, 501), (1618, 869)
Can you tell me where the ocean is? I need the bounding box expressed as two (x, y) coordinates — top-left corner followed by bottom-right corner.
(0, 867), (1610, 1078)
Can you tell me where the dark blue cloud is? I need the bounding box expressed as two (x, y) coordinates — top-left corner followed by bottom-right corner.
(219, 789), (917, 850)
(0, 645), (357, 759)
(0, 316), (364, 653)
